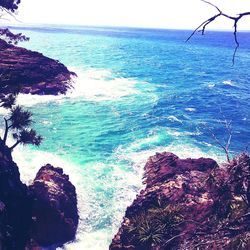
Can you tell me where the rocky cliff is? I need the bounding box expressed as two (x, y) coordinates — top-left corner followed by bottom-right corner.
(0, 38), (76, 95)
(0, 141), (32, 250)
(29, 164), (79, 247)
(0, 37), (79, 249)
(110, 152), (250, 250)
(0, 144), (78, 250)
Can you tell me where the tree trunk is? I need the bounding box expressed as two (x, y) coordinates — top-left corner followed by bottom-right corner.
(10, 141), (20, 150)
(3, 118), (9, 143)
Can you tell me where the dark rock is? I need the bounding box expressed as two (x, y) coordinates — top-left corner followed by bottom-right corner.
(144, 152), (218, 187)
(110, 152), (250, 250)
(29, 164), (79, 247)
(0, 141), (32, 250)
(0, 141), (79, 249)
(0, 38), (76, 95)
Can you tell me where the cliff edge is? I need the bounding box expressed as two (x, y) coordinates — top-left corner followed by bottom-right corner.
(0, 38), (76, 95)
(110, 152), (250, 250)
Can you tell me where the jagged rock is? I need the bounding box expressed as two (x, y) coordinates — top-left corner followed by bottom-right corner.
(144, 152), (218, 187)
(0, 143), (79, 249)
(110, 152), (250, 250)
(0, 38), (76, 95)
(29, 164), (79, 247)
(0, 141), (32, 250)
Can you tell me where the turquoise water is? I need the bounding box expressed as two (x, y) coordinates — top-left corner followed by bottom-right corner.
(4, 26), (250, 249)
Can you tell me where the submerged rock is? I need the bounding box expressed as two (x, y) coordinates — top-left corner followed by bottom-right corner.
(29, 164), (79, 247)
(110, 152), (250, 250)
(0, 38), (76, 95)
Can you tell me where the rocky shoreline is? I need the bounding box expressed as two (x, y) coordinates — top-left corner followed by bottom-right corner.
(110, 152), (250, 250)
(0, 39), (79, 249)
(0, 143), (78, 250)
(0, 38), (76, 95)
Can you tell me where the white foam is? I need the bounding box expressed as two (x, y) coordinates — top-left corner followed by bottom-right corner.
(223, 80), (236, 86)
(166, 129), (201, 137)
(127, 135), (160, 151)
(185, 107), (196, 112)
(10, 130), (227, 250)
(167, 115), (183, 123)
(118, 142), (225, 167)
(12, 145), (143, 250)
(16, 68), (139, 106)
(67, 69), (139, 101)
(207, 83), (215, 88)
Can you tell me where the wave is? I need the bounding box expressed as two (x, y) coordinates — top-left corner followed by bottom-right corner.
(16, 67), (140, 106)
(207, 83), (215, 88)
(185, 107), (196, 112)
(222, 80), (236, 86)
(116, 141), (225, 167)
(167, 115), (183, 123)
(10, 125), (226, 250)
(12, 145), (143, 250)
(166, 129), (202, 137)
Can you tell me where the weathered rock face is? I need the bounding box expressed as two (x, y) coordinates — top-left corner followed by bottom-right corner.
(0, 38), (76, 95)
(0, 141), (32, 250)
(144, 152), (218, 188)
(0, 141), (78, 249)
(110, 152), (250, 250)
(29, 164), (79, 247)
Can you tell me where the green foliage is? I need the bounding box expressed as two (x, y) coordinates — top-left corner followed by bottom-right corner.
(0, 94), (16, 109)
(0, 103), (43, 150)
(0, 0), (21, 12)
(0, 28), (29, 45)
(148, 204), (183, 232)
(127, 203), (183, 248)
(12, 129), (42, 147)
(9, 105), (32, 129)
(137, 219), (165, 245)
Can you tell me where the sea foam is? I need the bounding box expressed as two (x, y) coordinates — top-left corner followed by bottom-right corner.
(12, 144), (143, 250)
(16, 67), (139, 106)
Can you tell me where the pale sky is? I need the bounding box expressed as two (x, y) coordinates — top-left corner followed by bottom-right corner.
(3, 0), (250, 30)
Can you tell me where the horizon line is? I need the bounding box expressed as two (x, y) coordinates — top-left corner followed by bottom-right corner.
(2, 22), (250, 33)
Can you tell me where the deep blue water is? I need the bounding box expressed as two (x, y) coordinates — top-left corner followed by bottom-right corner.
(4, 25), (250, 249)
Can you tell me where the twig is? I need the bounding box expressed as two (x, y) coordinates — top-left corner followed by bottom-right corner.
(163, 233), (185, 246)
(186, 0), (250, 65)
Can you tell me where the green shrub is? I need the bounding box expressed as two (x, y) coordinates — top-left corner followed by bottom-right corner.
(127, 204), (183, 248)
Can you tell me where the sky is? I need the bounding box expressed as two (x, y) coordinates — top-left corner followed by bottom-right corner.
(3, 0), (250, 30)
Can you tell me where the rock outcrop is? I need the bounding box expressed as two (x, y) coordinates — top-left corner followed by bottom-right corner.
(0, 142), (78, 249)
(0, 36), (78, 249)
(29, 164), (79, 247)
(0, 38), (76, 95)
(0, 142), (32, 250)
(110, 152), (250, 250)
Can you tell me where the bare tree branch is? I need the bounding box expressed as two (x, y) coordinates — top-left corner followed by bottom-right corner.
(200, 114), (233, 163)
(186, 0), (250, 64)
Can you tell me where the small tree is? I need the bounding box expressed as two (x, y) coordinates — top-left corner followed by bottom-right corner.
(0, 97), (42, 150)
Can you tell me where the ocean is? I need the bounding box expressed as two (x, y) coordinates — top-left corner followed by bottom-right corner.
(4, 25), (250, 249)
